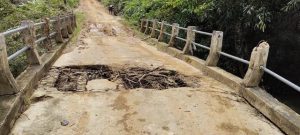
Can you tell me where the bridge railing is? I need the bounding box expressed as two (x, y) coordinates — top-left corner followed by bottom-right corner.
(0, 13), (77, 95)
(140, 19), (300, 93)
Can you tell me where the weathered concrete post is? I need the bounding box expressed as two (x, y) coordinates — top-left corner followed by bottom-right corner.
(71, 13), (76, 29)
(66, 15), (73, 34)
(61, 16), (69, 38)
(54, 16), (64, 43)
(206, 31), (223, 66)
(73, 13), (77, 28)
(21, 20), (42, 65)
(183, 26), (196, 55)
(150, 19), (158, 38)
(158, 21), (167, 42)
(243, 42), (270, 87)
(0, 34), (19, 95)
(168, 23), (179, 47)
(144, 20), (150, 34)
(41, 18), (51, 51)
(140, 19), (146, 32)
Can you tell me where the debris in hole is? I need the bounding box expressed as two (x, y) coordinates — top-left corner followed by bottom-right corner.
(51, 65), (199, 91)
(55, 65), (113, 91)
(60, 120), (69, 126)
(118, 66), (188, 90)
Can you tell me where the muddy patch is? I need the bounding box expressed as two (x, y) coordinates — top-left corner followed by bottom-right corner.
(44, 65), (200, 91)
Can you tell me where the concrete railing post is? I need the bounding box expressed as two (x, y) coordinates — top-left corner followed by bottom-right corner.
(140, 19), (146, 32)
(41, 18), (51, 51)
(67, 15), (73, 34)
(61, 16), (69, 38)
(54, 16), (64, 43)
(243, 42), (270, 87)
(183, 26), (196, 55)
(206, 31), (223, 66)
(144, 20), (150, 34)
(150, 19), (158, 38)
(71, 13), (77, 29)
(158, 21), (167, 42)
(0, 34), (19, 95)
(21, 20), (42, 65)
(168, 23), (179, 47)
(73, 13), (77, 28)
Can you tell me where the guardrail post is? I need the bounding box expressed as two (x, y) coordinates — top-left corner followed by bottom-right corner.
(61, 16), (69, 38)
(144, 20), (150, 34)
(67, 15), (73, 34)
(54, 16), (64, 43)
(183, 26), (196, 55)
(73, 13), (77, 28)
(21, 20), (42, 65)
(41, 18), (51, 51)
(243, 42), (270, 87)
(140, 19), (146, 32)
(158, 21), (167, 42)
(168, 23), (179, 47)
(206, 31), (223, 66)
(71, 13), (76, 29)
(150, 19), (158, 38)
(0, 34), (19, 95)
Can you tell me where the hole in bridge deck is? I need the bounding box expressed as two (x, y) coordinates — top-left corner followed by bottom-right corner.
(51, 65), (200, 91)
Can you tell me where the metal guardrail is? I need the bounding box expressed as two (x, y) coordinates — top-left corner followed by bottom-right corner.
(142, 19), (300, 93)
(163, 32), (171, 36)
(7, 46), (30, 61)
(219, 52), (250, 65)
(165, 23), (172, 27)
(34, 22), (46, 27)
(192, 42), (210, 50)
(193, 30), (213, 36)
(177, 26), (187, 31)
(2, 26), (28, 36)
(1, 14), (74, 63)
(176, 36), (186, 42)
(261, 66), (300, 92)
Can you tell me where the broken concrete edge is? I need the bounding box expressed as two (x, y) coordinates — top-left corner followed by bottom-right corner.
(0, 38), (71, 135)
(145, 37), (300, 135)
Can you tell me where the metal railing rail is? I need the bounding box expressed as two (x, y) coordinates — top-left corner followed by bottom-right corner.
(192, 42), (210, 50)
(193, 30), (213, 36)
(261, 66), (300, 92)
(7, 46), (30, 61)
(141, 19), (300, 93)
(219, 51), (250, 65)
(177, 26), (187, 31)
(176, 36), (187, 42)
(2, 26), (28, 37)
(163, 32), (171, 36)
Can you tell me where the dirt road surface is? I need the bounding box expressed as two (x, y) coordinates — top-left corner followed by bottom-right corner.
(10, 0), (283, 135)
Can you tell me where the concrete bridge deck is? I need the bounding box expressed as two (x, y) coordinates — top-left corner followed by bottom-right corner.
(10, 0), (283, 134)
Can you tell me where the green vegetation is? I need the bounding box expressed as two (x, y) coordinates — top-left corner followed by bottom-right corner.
(0, 0), (79, 31)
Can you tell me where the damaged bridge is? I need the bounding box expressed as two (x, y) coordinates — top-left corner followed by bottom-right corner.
(0, 0), (299, 135)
